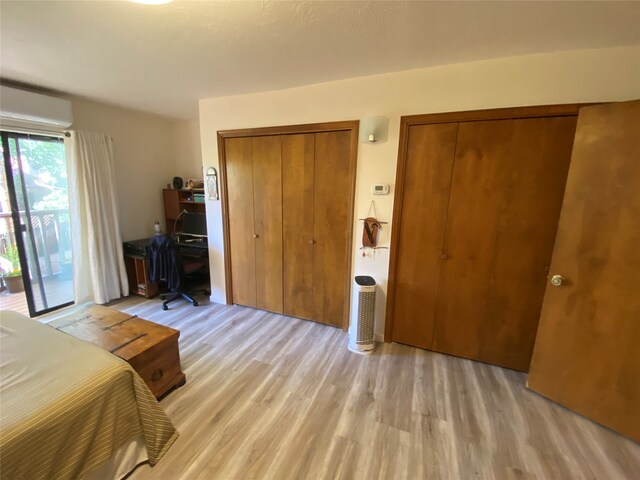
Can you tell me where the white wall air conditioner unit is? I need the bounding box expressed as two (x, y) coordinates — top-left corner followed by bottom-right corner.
(349, 276), (376, 354)
(0, 85), (73, 127)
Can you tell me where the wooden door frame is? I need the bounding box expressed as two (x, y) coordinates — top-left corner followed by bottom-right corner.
(217, 120), (359, 329)
(384, 104), (587, 342)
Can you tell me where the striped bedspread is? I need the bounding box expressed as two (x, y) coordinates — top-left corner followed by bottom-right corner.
(0, 310), (178, 480)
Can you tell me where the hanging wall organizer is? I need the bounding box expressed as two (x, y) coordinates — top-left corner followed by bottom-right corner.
(359, 200), (388, 256)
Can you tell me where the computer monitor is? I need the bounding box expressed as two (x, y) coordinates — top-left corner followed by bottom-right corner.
(182, 212), (207, 238)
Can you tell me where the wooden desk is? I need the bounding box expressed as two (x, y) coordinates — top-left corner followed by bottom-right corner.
(124, 254), (159, 298)
(124, 238), (209, 298)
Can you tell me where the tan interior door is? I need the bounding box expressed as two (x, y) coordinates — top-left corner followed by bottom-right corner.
(252, 135), (283, 313)
(391, 123), (458, 348)
(282, 134), (315, 320)
(225, 137), (257, 307)
(432, 116), (576, 371)
(528, 101), (640, 441)
(313, 130), (353, 327)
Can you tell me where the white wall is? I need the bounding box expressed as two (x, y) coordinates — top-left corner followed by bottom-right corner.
(199, 46), (640, 337)
(71, 98), (176, 241)
(173, 119), (203, 180)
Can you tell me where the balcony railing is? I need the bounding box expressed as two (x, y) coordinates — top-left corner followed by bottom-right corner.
(0, 208), (72, 279)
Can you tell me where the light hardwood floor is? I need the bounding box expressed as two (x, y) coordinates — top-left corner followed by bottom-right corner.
(112, 296), (640, 480)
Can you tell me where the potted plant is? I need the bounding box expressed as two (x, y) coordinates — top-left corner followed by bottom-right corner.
(0, 244), (24, 294)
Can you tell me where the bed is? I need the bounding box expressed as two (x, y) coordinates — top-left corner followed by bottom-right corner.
(0, 310), (178, 480)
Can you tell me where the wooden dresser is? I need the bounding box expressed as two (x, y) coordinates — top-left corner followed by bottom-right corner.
(48, 305), (186, 399)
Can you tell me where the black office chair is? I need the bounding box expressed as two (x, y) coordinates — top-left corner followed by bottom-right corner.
(148, 234), (209, 310)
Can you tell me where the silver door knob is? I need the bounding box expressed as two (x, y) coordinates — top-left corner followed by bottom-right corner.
(550, 274), (565, 287)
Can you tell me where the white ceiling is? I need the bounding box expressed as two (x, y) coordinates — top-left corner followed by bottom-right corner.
(1, 1), (639, 120)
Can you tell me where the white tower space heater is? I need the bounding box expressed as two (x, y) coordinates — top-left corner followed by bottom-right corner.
(349, 276), (376, 354)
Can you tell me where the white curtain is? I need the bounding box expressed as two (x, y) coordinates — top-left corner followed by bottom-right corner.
(66, 131), (129, 304)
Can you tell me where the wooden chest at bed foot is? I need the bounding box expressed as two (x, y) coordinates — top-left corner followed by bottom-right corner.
(49, 305), (186, 399)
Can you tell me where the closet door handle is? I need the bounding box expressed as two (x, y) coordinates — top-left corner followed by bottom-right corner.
(253, 234), (259, 239)
(440, 253), (448, 260)
(309, 240), (315, 245)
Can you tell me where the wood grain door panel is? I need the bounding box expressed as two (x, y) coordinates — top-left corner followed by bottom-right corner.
(478, 116), (577, 371)
(252, 135), (283, 313)
(432, 117), (576, 371)
(282, 134), (316, 320)
(225, 137), (257, 307)
(313, 131), (352, 327)
(432, 119), (515, 362)
(391, 123), (458, 349)
(528, 101), (640, 441)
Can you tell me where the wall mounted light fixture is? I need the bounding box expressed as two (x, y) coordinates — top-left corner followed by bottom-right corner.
(359, 116), (389, 144)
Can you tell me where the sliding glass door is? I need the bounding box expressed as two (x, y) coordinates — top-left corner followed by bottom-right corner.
(1, 131), (74, 316)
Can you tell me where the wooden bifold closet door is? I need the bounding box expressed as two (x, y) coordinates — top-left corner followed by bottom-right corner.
(388, 107), (579, 371)
(282, 134), (315, 320)
(226, 135), (283, 313)
(252, 136), (283, 313)
(391, 123), (457, 349)
(222, 124), (356, 329)
(225, 137), (257, 308)
(281, 131), (353, 327)
(311, 131), (353, 327)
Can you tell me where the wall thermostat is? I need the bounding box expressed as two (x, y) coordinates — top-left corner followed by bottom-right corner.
(370, 184), (390, 195)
